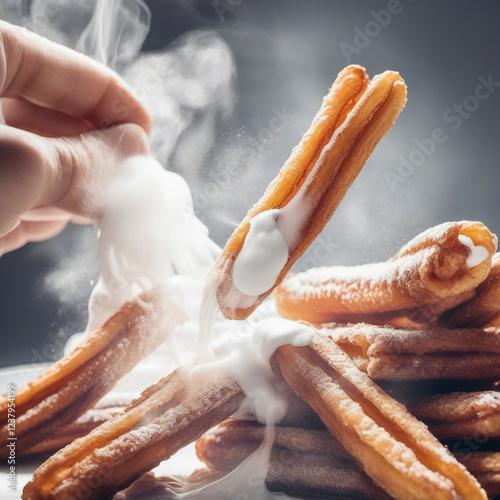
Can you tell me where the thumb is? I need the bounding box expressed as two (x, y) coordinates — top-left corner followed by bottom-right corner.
(0, 123), (149, 235)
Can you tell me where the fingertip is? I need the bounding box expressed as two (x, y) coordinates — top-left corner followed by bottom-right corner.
(105, 123), (150, 158)
(0, 218), (20, 238)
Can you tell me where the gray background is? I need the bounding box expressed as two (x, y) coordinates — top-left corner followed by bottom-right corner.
(1, 0), (499, 367)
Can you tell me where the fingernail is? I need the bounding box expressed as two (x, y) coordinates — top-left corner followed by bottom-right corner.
(0, 219), (20, 238)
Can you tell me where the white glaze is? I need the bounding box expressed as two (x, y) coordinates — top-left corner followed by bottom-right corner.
(232, 209), (289, 297)
(230, 169), (313, 309)
(193, 317), (313, 424)
(458, 234), (489, 268)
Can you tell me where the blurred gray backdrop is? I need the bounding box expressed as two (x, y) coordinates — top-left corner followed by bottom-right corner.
(0, 0), (499, 368)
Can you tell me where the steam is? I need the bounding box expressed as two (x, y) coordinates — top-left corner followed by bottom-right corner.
(76, 0), (150, 70)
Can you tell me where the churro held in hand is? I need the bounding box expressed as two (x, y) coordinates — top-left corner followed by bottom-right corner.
(0, 289), (182, 458)
(275, 328), (487, 499)
(274, 221), (497, 325)
(209, 65), (407, 320)
(322, 322), (500, 380)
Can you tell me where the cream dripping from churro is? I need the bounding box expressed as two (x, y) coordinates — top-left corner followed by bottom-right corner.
(458, 234), (489, 268)
(153, 317), (313, 500)
(232, 188), (311, 300)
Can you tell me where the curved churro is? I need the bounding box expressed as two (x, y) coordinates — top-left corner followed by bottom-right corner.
(196, 419), (390, 500)
(441, 253), (500, 328)
(22, 366), (244, 500)
(321, 322), (500, 380)
(0, 288), (182, 457)
(275, 329), (487, 499)
(407, 391), (500, 442)
(274, 221), (497, 325)
(209, 65), (407, 320)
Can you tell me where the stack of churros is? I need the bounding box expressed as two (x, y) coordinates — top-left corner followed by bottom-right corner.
(8, 64), (500, 499)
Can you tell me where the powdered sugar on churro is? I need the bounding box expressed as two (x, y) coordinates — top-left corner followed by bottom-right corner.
(474, 392), (500, 417)
(458, 234), (489, 268)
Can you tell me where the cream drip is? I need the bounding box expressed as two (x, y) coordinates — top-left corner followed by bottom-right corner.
(193, 317), (313, 424)
(62, 154), (314, 499)
(230, 170), (313, 308)
(232, 210), (289, 297)
(458, 234), (489, 268)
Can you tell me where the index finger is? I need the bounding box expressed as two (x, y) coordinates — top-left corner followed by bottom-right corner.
(0, 20), (151, 133)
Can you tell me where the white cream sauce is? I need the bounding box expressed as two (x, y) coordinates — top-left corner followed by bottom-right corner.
(230, 170), (313, 308)
(458, 234), (489, 268)
(232, 210), (289, 297)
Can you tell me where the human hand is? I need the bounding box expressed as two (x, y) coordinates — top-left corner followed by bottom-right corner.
(0, 20), (151, 256)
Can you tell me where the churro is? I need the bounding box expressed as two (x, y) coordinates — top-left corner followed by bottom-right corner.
(19, 396), (129, 457)
(22, 366), (244, 500)
(407, 391), (500, 442)
(441, 253), (500, 328)
(275, 329), (487, 499)
(322, 322), (500, 380)
(0, 288), (182, 457)
(196, 419), (390, 499)
(210, 65), (407, 320)
(456, 452), (500, 498)
(274, 221), (497, 325)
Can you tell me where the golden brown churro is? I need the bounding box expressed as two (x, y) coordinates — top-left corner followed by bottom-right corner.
(197, 420), (500, 499)
(196, 419), (390, 499)
(456, 452), (500, 498)
(274, 221), (497, 325)
(0, 289), (182, 458)
(22, 366), (244, 500)
(210, 65), (407, 320)
(275, 329), (487, 499)
(407, 391), (500, 442)
(441, 253), (500, 328)
(321, 322), (500, 380)
(19, 396), (129, 457)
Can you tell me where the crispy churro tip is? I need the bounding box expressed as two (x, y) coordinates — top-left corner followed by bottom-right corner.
(210, 66), (407, 320)
(274, 221), (497, 325)
(440, 252), (500, 328)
